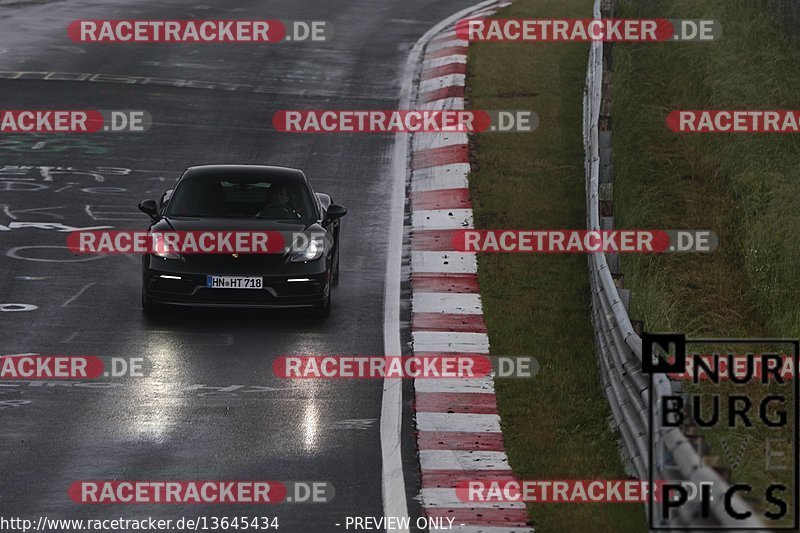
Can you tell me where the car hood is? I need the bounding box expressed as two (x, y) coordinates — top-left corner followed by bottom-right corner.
(147, 217), (325, 267)
(154, 217), (314, 233)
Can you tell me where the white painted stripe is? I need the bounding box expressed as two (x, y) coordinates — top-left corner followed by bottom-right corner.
(433, 28), (459, 39)
(412, 208), (473, 230)
(61, 282), (98, 307)
(413, 132), (468, 151)
(422, 488), (527, 509)
(411, 251), (477, 274)
(423, 55), (467, 70)
(427, 38), (469, 53)
(414, 377), (496, 394)
(413, 292), (483, 314)
(382, 0), (441, 525)
(471, 6), (506, 17)
(447, 527), (534, 533)
(420, 74), (466, 94)
(417, 412), (501, 432)
(420, 450), (511, 471)
(413, 331), (490, 353)
(411, 163), (470, 192)
(398, 5), (513, 533)
(421, 96), (465, 111)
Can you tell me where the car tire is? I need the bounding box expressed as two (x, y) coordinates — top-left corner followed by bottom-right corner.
(141, 286), (160, 316)
(314, 289), (331, 318)
(332, 247), (341, 287)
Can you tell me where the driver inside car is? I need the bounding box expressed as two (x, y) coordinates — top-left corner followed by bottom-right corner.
(257, 184), (301, 218)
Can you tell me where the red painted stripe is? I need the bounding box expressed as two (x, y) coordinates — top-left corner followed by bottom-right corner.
(420, 85), (464, 103)
(421, 62), (466, 80)
(411, 273), (480, 293)
(429, 32), (459, 44)
(413, 312), (487, 333)
(424, 508), (530, 527)
(412, 229), (463, 252)
(427, 47), (469, 60)
(414, 350), (487, 357)
(412, 145), (469, 170)
(411, 188), (471, 210)
(418, 431), (506, 451)
(410, 23), (524, 532)
(421, 468), (515, 488)
(415, 392), (497, 414)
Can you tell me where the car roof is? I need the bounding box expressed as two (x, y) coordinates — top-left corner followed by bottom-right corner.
(181, 165), (307, 182)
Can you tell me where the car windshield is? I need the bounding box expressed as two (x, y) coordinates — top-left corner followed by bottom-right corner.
(166, 175), (316, 221)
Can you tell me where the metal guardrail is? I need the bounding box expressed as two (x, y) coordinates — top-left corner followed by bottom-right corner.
(583, 0), (766, 530)
(767, 0), (800, 39)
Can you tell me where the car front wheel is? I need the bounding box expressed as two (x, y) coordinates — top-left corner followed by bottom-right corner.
(141, 285), (160, 316)
(314, 288), (331, 318)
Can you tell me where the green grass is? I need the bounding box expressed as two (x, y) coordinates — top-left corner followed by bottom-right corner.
(614, 0), (800, 337)
(466, 0), (646, 530)
(613, 0), (800, 521)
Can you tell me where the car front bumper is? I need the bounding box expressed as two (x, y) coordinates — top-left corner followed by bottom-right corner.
(143, 254), (330, 309)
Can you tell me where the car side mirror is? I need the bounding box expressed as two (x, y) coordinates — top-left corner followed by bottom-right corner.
(326, 204), (347, 219)
(138, 199), (159, 221)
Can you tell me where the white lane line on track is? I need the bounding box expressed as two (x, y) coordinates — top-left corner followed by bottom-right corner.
(61, 282), (98, 307)
(382, 13), (419, 533)
(384, 2), (506, 532)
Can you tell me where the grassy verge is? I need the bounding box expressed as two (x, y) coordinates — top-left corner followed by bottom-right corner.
(614, 0), (800, 337)
(613, 0), (799, 518)
(466, 0), (646, 530)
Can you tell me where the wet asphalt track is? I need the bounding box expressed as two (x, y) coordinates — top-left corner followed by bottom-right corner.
(0, 0), (479, 530)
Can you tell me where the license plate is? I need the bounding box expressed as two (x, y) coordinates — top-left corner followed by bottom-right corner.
(206, 275), (263, 289)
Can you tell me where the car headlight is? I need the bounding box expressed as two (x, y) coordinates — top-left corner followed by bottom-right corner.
(152, 233), (181, 260)
(290, 234), (325, 262)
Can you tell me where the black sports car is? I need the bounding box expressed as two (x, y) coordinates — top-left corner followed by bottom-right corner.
(138, 165), (346, 316)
